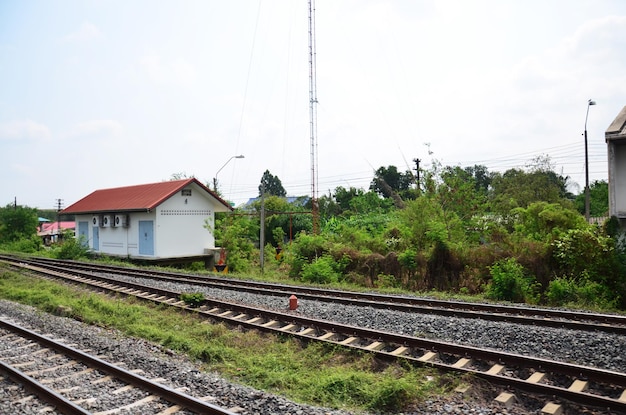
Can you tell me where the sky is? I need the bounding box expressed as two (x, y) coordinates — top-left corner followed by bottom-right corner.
(1, 0), (626, 209)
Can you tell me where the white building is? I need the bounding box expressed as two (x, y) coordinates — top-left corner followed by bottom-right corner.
(61, 178), (233, 265)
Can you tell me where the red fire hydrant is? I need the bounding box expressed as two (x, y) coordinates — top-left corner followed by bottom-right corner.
(289, 295), (298, 310)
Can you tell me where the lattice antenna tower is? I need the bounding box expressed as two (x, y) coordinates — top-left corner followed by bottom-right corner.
(308, 0), (320, 233)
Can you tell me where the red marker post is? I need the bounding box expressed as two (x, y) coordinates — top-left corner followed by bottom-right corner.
(289, 295), (298, 310)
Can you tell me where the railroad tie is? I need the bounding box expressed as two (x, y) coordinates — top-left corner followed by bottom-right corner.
(526, 371), (546, 383)
(568, 379), (588, 393)
(452, 357), (472, 369)
(389, 346), (409, 356)
(418, 351), (438, 362)
(364, 341), (384, 351)
(486, 364), (504, 375)
(541, 402), (563, 415)
(318, 332), (337, 341)
(494, 391), (516, 409)
(340, 336), (358, 345)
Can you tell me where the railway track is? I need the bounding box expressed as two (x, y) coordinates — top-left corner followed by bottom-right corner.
(3, 257), (626, 414)
(0, 318), (236, 415)
(10, 255), (626, 335)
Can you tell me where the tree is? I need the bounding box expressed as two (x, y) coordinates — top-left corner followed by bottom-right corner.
(259, 170), (286, 197)
(574, 180), (609, 217)
(370, 166), (414, 202)
(0, 203), (39, 243)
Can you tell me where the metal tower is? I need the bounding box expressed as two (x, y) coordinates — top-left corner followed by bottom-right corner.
(308, 0), (320, 233)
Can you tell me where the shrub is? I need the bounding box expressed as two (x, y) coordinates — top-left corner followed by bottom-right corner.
(3, 236), (42, 254)
(54, 234), (89, 260)
(180, 292), (205, 308)
(301, 255), (340, 284)
(486, 258), (539, 303)
(546, 275), (618, 309)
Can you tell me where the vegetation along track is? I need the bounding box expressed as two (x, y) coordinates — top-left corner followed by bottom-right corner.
(3, 256), (626, 413)
(11, 255), (626, 335)
(0, 318), (236, 415)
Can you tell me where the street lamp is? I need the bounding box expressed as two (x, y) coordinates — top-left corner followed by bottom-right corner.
(213, 155), (245, 191)
(584, 99), (596, 222)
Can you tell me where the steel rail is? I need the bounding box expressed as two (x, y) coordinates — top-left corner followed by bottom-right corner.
(7, 259), (626, 413)
(0, 360), (91, 415)
(0, 319), (236, 415)
(14, 256), (626, 334)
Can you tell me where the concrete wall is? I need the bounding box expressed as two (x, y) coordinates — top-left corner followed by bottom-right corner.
(608, 140), (626, 218)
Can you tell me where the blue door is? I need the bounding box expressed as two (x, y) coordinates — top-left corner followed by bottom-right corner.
(138, 220), (154, 255)
(78, 221), (88, 247)
(92, 226), (99, 251)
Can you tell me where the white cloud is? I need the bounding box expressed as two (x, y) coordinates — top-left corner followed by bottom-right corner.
(64, 119), (123, 141)
(0, 119), (51, 141)
(138, 54), (198, 87)
(62, 21), (103, 43)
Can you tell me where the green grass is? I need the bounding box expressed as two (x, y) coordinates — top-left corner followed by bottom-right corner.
(0, 265), (453, 413)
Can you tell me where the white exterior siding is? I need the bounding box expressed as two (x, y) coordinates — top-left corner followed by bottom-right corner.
(74, 183), (220, 259)
(154, 183), (215, 258)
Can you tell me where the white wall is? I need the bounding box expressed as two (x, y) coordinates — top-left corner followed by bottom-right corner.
(155, 183), (216, 257)
(74, 182), (219, 258)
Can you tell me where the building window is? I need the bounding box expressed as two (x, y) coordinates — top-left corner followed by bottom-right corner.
(181, 189), (192, 196)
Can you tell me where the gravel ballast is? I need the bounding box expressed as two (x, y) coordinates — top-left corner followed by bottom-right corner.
(3, 269), (625, 414)
(107, 274), (626, 374)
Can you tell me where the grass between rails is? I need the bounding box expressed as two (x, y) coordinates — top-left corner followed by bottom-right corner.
(0, 266), (459, 413)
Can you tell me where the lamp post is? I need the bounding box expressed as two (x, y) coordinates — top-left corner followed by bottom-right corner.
(584, 99), (596, 222)
(213, 155), (244, 191)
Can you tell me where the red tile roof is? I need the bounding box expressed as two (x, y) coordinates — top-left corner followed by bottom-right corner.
(61, 178), (233, 214)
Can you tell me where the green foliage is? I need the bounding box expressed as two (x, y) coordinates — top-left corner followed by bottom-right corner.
(180, 292), (205, 307)
(574, 180), (609, 217)
(259, 170), (286, 197)
(288, 232), (328, 278)
(512, 202), (588, 241)
(552, 228), (615, 282)
(53, 233), (89, 259)
(0, 203), (39, 243)
(370, 165), (415, 202)
(301, 255), (341, 284)
(212, 213), (257, 273)
(486, 258), (539, 303)
(489, 161), (573, 215)
(546, 276), (618, 309)
(2, 235), (43, 254)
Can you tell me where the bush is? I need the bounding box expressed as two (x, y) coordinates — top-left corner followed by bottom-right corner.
(486, 258), (539, 303)
(546, 276), (618, 309)
(3, 236), (42, 254)
(180, 292), (205, 308)
(54, 235), (89, 260)
(301, 255), (340, 284)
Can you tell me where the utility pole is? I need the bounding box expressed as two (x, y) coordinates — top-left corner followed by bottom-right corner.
(584, 99), (596, 222)
(259, 184), (265, 274)
(413, 158), (421, 194)
(55, 198), (63, 243)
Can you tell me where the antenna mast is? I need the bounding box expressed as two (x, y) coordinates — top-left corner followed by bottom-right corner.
(308, 0), (320, 234)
